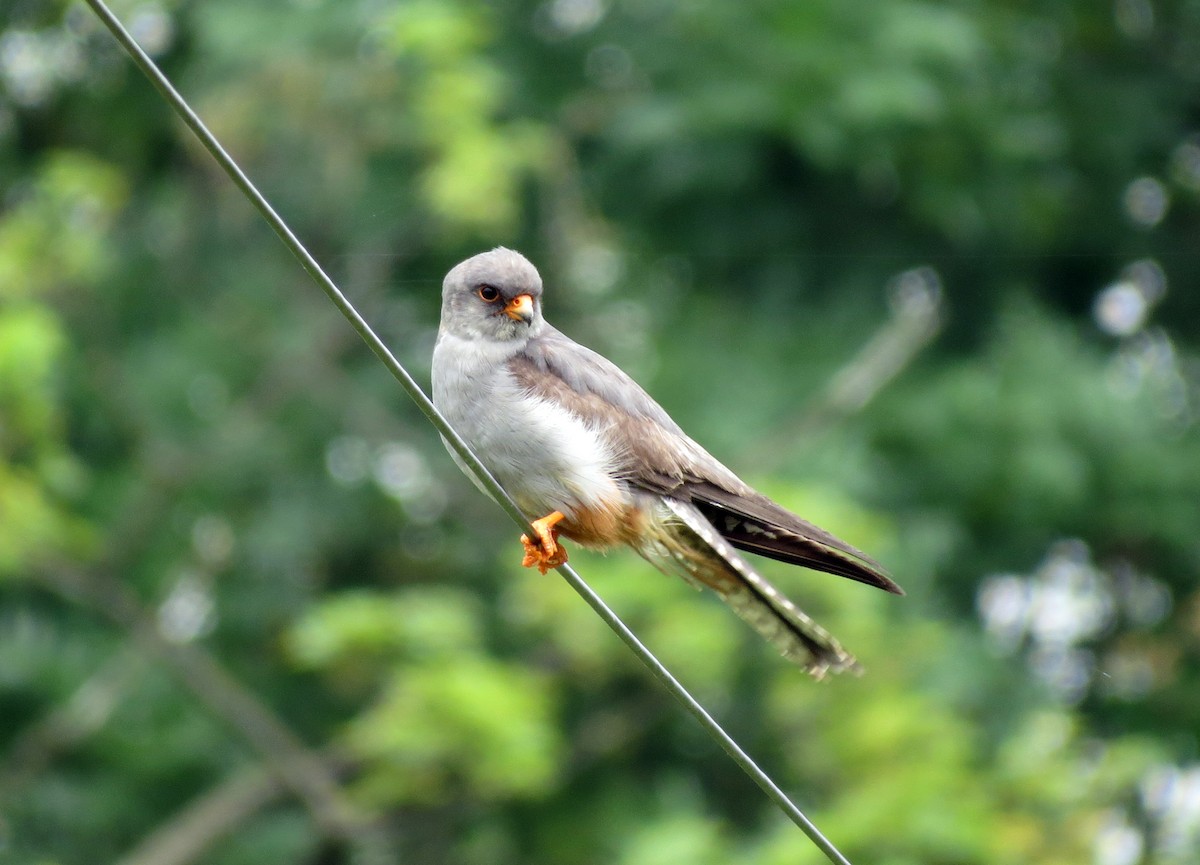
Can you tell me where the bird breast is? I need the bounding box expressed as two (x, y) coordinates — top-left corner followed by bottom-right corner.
(432, 332), (627, 526)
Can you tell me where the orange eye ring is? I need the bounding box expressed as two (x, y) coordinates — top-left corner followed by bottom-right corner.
(477, 285), (501, 302)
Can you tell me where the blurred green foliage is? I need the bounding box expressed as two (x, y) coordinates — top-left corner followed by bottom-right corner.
(1, 0), (1198, 863)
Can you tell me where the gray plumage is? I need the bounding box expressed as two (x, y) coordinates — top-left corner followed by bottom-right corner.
(432, 247), (902, 677)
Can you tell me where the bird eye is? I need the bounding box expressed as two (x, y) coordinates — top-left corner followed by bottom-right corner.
(477, 284), (501, 302)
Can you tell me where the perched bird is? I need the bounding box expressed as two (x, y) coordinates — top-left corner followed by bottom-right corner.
(432, 248), (902, 676)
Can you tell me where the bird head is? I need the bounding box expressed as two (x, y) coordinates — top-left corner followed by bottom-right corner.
(439, 247), (545, 342)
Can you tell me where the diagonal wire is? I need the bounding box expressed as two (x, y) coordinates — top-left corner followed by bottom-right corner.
(80, 2), (853, 863)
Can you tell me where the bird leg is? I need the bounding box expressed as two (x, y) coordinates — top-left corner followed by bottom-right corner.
(520, 511), (568, 574)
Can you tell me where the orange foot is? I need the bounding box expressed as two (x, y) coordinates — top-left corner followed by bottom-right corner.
(520, 511), (569, 574)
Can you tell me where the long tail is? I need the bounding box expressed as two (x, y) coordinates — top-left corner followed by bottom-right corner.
(642, 498), (859, 677)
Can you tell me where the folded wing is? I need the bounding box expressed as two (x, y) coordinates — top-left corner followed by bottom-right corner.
(689, 481), (903, 595)
(510, 327), (903, 597)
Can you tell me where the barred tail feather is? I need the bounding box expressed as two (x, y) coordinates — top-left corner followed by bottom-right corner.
(640, 498), (859, 677)
(717, 570), (860, 678)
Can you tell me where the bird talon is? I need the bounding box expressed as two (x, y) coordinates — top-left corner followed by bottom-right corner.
(519, 511), (568, 574)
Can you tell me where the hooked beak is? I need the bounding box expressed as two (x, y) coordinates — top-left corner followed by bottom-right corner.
(504, 293), (534, 322)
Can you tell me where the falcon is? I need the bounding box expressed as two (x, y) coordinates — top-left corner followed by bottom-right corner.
(431, 248), (902, 676)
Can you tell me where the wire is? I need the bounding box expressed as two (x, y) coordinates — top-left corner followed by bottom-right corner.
(80, 2), (855, 862)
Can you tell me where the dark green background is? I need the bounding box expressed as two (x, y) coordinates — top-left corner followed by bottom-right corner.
(2, 1), (1198, 863)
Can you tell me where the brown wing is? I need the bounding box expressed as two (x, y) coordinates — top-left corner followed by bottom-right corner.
(688, 482), (904, 595)
(509, 327), (903, 595)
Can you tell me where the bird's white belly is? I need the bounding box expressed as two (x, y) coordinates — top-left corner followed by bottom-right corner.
(432, 333), (623, 519)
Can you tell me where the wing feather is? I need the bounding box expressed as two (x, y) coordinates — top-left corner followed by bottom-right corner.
(510, 328), (903, 596)
(688, 482), (904, 595)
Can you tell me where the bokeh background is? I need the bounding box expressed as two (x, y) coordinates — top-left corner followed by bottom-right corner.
(3, 1), (1199, 863)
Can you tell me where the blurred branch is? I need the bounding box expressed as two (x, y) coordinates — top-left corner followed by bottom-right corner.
(31, 564), (385, 857)
(116, 751), (356, 865)
(0, 646), (148, 795)
(751, 266), (944, 469)
(116, 763), (286, 865)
